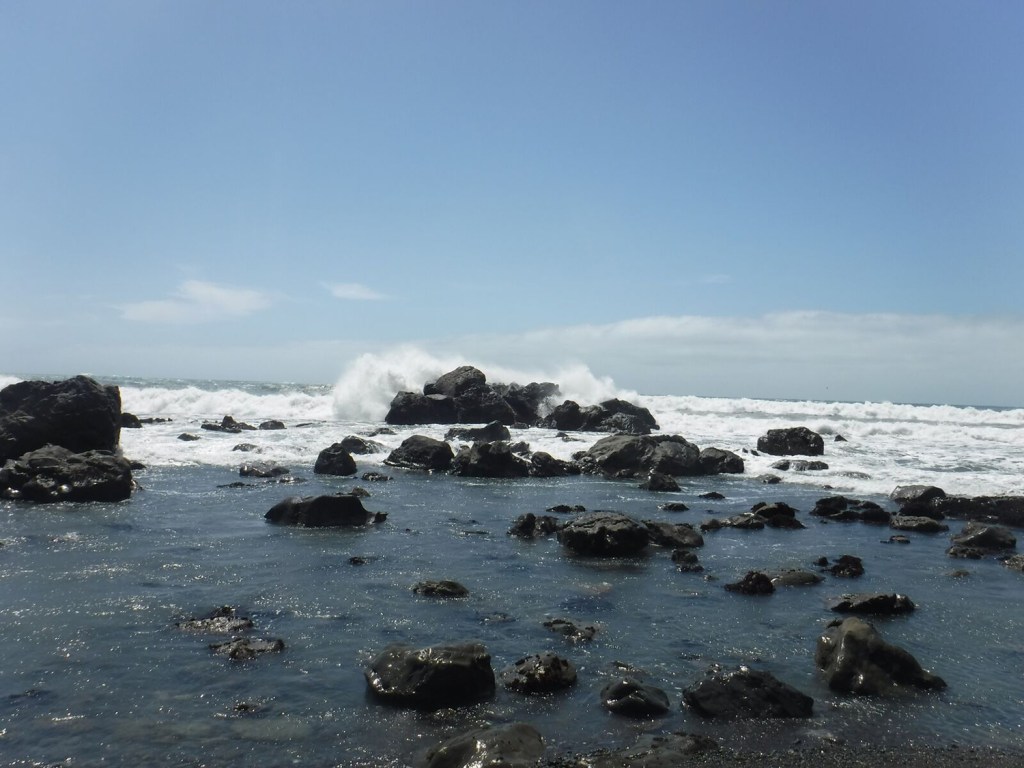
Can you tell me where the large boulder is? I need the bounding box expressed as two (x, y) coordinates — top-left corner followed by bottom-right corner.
(384, 436), (454, 471)
(264, 494), (383, 527)
(0, 375), (122, 463)
(542, 399), (658, 435)
(756, 427), (824, 456)
(528, 452), (580, 478)
(424, 723), (544, 768)
(384, 392), (458, 426)
(815, 617), (947, 694)
(500, 652), (577, 693)
(449, 442), (530, 478)
(558, 511), (650, 556)
(948, 521), (1016, 558)
(313, 444), (357, 476)
(682, 666), (813, 719)
(920, 496), (1024, 528)
(491, 381), (559, 424)
(424, 365), (487, 397)
(445, 421), (511, 443)
(364, 642), (495, 709)
(580, 435), (702, 478)
(340, 435), (385, 455)
(698, 447), (745, 474)
(452, 384), (518, 425)
(0, 445), (133, 503)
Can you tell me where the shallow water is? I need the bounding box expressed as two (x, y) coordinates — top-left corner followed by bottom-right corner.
(2, 465), (1022, 766)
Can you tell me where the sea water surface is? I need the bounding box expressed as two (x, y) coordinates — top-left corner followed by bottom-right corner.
(1, 365), (1023, 765)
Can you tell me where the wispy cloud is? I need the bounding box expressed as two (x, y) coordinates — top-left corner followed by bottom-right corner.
(324, 282), (387, 301)
(120, 280), (272, 324)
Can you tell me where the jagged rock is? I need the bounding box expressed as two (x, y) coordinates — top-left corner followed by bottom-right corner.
(821, 554), (865, 578)
(724, 571), (775, 595)
(701, 513), (765, 532)
(424, 723), (545, 768)
(601, 678), (670, 717)
(203, 415), (257, 433)
(683, 666), (813, 719)
(924, 496), (1024, 527)
(450, 441), (530, 478)
(547, 504), (585, 513)
(559, 512), (650, 556)
(0, 445), (133, 503)
(756, 427), (824, 456)
(264, 494), (384, 527)
(659, 502), (689, 511)
(816, 617), (946, 694)
(413, 580), (469, 598)
(751, 502), (804, 528)
(543, 618), (597, 643)
(500, 653), (577, 693)
(384, 435), (454, 471)
(364, 642), (495, 709)
(890, 515), (949, 533)
(177, 606), (254, 633)
(508, 513), (563, 539)
(0, 375), (122, 463)
(493, 382), (560, 424)
(830, 593), (916, 615)
(528, 452), (580, 477)
(210, 637), (284, 660)
(1003, 554), (1024, 572)
(445, 421), (511, 443)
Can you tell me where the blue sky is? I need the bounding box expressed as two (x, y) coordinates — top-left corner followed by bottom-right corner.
(2, 2), (1022, 405)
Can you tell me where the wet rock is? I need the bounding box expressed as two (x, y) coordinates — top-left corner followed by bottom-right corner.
(701, 513), (765, 532)
(643, 520), (703, 549)
(547, 504), (585, 513)
(528, 451), (580, 477)
(543, 618), (597, 643)
(558, 512), (650, 556)
(413, 580), (469, 598)
(682, 665), (813, 719)
(1003, 554), (1024, 572)
(259, 420), (285, 430)
(811, 496), (890, 524)
(264, 493), (384, 527)
(699, 491), (726, 500)
(948, 521), (1016, 555)
(830, 593), (916, 615)
(698, 447), (745, 474)
(758, 474), (782, 484)
(500, 652), (577, 693)
(816, 617), (946, 694)
(312, 444), (357, 476)
(177, 606), (254, 633)
(340, 435), (386, 455)
(583, 732), (719, 768)
(543, 398), (659, 435)
(890, 515), (948, 533)
(232, 443), (259, 453)
(364, 642), (495, 709)
(601, 678), (670, 717)
(210, 637), (285, 660)
(751, 502), (802, 527)
(121, 412), (142, 429)
(384, 435), (454, 471)
(0, 375), (123, 463)
(579, 434), (700, 477)
(178, 433), (201, 441)
(821, 554), (865, 578)
(361, 471), (390, 482)
(240, 463), (291, 478)
(449, 441), (530, 478)
(887, 535), (912, 544)
(203, 416), (256, 433)
(756, 427), (824, 456)
(508, 513), (563, 539)
(445, 421), (511, 443)
(724, 571), (775, 595)
(925, 496), (1024, 527)
(0, 445), (133, 503)
(384, 392), (459, 426)
(772, 459), (829, 471)
(769, 569), (824, 587)
(659, 502), (689, 511)
(424, 723), (544, 768)
(640, 472), (680, 492)
(891, 485), (947, 505)
(671, 549), (703, 572)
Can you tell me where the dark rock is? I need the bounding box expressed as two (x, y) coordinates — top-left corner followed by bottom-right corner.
(758, 474), (782, 484)
(232, 443), (259, 453)
(546, 504), (585, 513)
(773, 459), (829, 471)
(424, 723), (544, 768)
(584, 732), (719, 768)
(1003, 554), (1024, 572)
(450, 441), (530, 478)
(509, 441), (531, 455)
(581, 434), (702, 477)
(601, 678), (670, 717)
(0, 375), (122, 463)
(384, 435), (454, 471)
(340, 435), (385, 455)
(445, 421), (511, 443)
(121, 412), (142, 429)
(811, 496), (890, 524)
(500, 652), (577, 693)
(925, 495), (1024, 527)
(756, 427), (824, 456)
(177, 606), (254, 633)
(834, 434), (848, 442)
(816, 616), (946, 694)
(349, 486), (370, 497)
(643, 520), (703, 549)
(384, 392), (458, 426)
(509, 513), (563, 539)
(369, 427), (396, 436)
(313, 444), (357, 476)
(659, 502), (689, 511)
(210, 637), (284, 660)
(683, 665), (813, 719)
(258, 420), (286, 430)
(559, 512), (650, 556)
(891, 485), (947, 505)
(698, 447), (745, 474)
(672, 549), (703, 572)
(640, 472), (680, 492)
(413, 580), (469, 598)
(528, 451), (580, 477)
(425, 366), (487, 397)
(699, 491), (726, 500)
(203, 415), (257, 433)
(949, 521), (1016, 553)
(364, 642), (495, 709)
(178, 433), (201, 441)
(264, 494), (383, 527)
(239, 463), (290, 478)
(701, 514), (765, 532)
(361, 471), (390, 482)
(0, 445), (133, 503)
(825, 554), (865, 578)
(769, 569), (824, 587)
(890, 515), (949, 533)
(452, 383), (518, 425)
(887, 535), (912, 544)
(724, 571), (775, 595)
(830, 593), (916, 615)
(543, 618), (597, 643)
(542, 398), (659, 435)
(492, 381), (560, 425)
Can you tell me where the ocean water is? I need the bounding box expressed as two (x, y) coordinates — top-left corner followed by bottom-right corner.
(1, 360), (1023, 766)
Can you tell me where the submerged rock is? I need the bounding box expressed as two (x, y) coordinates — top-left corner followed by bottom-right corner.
(890, 515), (949, 533)
(558, 512), (650, 556)
(543, 618), (598, 643)
(508, 513), (563, 539)
(816, 617), (946, 694)
(364, 642), (495, 710)
(830, 593), (916, 615)
(413, 580), (469, 598)
(449, 441), (530, 478)
(500, 652), (577, 693)
(264, 494), (384, 527)
(948, 521), (1016, 557)
(683, 665), (813, 719)
(724, 571), (775, 595)
(210, 637), (285, 660)
(177, 606), (254, 633)
(601, 678), (671, 717)
(424, 723), (544, 768)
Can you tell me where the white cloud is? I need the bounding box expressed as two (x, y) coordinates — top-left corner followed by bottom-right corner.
(324, 282), (387, 301)
(119, 280), (272, 324)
